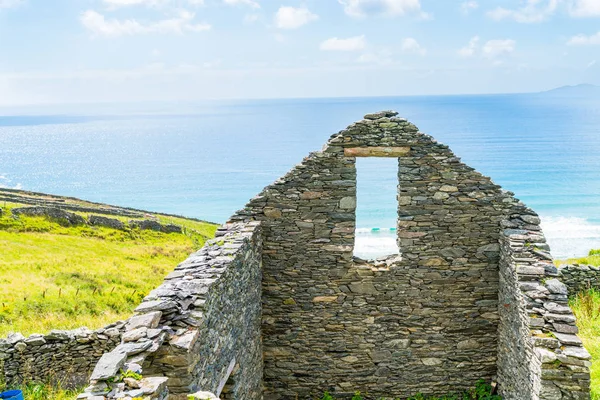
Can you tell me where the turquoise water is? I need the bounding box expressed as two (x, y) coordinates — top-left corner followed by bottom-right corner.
(0, 93), (599, 259)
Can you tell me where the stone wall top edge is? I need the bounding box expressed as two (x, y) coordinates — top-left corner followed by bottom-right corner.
(140, 220), (261, 314)
(559, 263), (600, 271)
(0, 320), (126, 346)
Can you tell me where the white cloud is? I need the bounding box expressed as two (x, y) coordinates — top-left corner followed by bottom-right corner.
(339, 0), (423, 18)
(320, 35), (366, 51)
(274, 6), (318, 29)
(80, 9), (211, 37)
(482, 39), (516, 58)
(401, 37), (426, 55)
(461, 1), (478, 14)
(486, 0), (559, 23)
(568, 31), (600, 45)
(458, 36), (479, 57)
(0, 0), (23, 8)
(587, 60), (597, 68)
(569, 0), (600, 17)
(223, 0), (259, 8)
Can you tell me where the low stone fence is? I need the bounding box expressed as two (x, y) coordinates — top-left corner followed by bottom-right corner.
(558, 264), (600, 295)
(0, 322), (124, 388)
(497, 210), (590, 399)
(79, 221), (263, 400)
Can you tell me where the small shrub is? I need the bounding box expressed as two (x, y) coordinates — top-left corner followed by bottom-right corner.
(321, 392), (335, 400)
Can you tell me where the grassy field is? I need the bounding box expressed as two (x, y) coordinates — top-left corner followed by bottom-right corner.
(563, 249), (600, 399)
(0, 201), (217, 336)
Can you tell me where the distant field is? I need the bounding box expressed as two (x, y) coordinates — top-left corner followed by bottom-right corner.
(0, 194), (217, 337)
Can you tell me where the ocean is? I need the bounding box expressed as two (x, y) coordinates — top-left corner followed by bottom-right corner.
(0, 93), (599, 260)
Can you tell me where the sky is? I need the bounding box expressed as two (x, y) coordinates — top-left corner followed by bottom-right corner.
(0, 0), (599, 105)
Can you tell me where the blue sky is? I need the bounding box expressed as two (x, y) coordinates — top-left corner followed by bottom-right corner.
(0, 0), (599, 104)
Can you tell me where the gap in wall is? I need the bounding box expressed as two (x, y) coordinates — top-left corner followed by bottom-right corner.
(354, 157), (399, 260)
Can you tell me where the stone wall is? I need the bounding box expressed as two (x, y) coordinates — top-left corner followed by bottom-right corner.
(0, 323), (124, 388)
(79, 221), (262, 400)
(497, 212), (591, 399)
(558, 264), (600, 295)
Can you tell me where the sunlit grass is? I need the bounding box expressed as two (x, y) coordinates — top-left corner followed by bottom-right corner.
(0, 205), (216, 336)
(559, 249), (600, 398)
(571, 289), (600, 399)
(21, 383), (79, 400)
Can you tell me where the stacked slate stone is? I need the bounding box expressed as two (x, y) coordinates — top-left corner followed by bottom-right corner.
(497, 211), (591, 399)
(558, 264), (600, 295)
(79, 222), (262, 400)
(0, 323), (124, 388)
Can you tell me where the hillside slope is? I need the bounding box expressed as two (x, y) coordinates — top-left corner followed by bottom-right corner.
(0, 189), (217, 336)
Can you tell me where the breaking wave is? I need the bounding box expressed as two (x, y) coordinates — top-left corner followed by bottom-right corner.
(540, 216), (600, 260)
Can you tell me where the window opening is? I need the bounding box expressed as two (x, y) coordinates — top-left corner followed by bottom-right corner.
(354, 157), (400, 260)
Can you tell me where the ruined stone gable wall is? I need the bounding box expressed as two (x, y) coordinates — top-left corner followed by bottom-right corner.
(497, 211), (591, 400)
(231, 111), (526, 398)
(79, 222), (263, 400)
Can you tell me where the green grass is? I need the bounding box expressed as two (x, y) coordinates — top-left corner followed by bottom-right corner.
(0, 204), (216, 336)
(19, 383), (79, 400)
(570, 289), (600, 399)
(556, 248), (600, 398)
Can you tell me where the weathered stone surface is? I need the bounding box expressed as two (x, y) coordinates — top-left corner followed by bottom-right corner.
(134, 299), (177, 313)
(344, 146), (410, 157)
(563, 346), (591, 360)
(90, 350), (127, 381)
(546, 278), (569, 295)
(122, 327), (147, 342)
(126, 311), (162, 330)
(536, 347), (558, 363)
